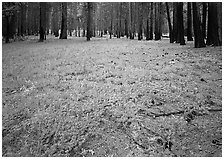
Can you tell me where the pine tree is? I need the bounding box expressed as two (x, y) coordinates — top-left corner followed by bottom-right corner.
(39, 2), (46, 42)
(192, 2), (205, 48)
(187, 2), (193, 41)
(59, 2), (67, 39)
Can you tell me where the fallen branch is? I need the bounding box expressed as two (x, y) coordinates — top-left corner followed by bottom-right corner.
(207, 108), (222, 112)
(137, 108), (222, 118)
(150, 110), (184, 117)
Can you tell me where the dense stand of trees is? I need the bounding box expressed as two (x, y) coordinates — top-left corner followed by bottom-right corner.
(2, 2), (222, 48)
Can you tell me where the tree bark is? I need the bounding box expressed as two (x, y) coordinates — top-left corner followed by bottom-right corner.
(138, 3), (143, 40)
(52, 4), (59, 37)
(154, 3), (161, 40)
(187, 2), (193, 41)
(146, 18), (150, 40)
(202, 2), (207, 40)
(165, 2), (174, 43)
(129, 2), (134, 39)
(39, 2), (46, 42)
(20, 4), (25, 36)
(149, 2), (153, 40)
(125, 18), (128, 38)
(173, 2), (178, 42)
(217, 3), (222, 44)
(192, 2), (206, 48)
(5, 16), (10, 43)
(60, 2), (67, 39)
(110, 3), (113, 39)
(119, 2), (122, 37)
(177, 2), (185, 45)
(206, 2), (221, 46)
(86, 2), (92, 41)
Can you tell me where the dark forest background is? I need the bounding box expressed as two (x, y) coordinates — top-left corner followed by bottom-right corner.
(2, 2), (222, 48)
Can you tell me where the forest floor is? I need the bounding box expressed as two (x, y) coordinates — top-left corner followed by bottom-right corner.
(2, 36), (222, 157)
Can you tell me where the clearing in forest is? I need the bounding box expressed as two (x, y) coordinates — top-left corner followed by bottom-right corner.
(2, 36), (222, 157)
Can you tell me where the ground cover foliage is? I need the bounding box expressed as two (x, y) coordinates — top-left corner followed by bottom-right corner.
(2, 36), (222, 156)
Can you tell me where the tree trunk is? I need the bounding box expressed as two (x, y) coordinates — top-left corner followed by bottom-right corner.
(86, 2), (92, 41)
(177, 2), (185, 45)
(119, 3), (122, 38)
(110, 3), (113, 39)
(116, 3), (121, 38)
(20, 4), (24, 36)
(154, 3), (161, 40)
(149, 2), (153, 40)
(187, 2), (193, 41)
(146, 18), (150, 40)
(138, 3), (143, 40)
(39, 2), (46, 42)
(202, 3), (207, 40)
(125, 19), (128, 38)
(192, 2), (206, 48)
(217, 3), (222, 44)
(93, 24), (96, 37)
(60, 2), (67, 39)
(129, 2), (134, 39)
(52, 4), (59, 37)
(173, 2), (177, 42)
(5, 16), (10, 43)
(206, 2), (221, 46)
(166, 2), (174, 43)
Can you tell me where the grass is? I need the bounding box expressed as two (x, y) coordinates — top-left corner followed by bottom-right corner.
(2, 36), (222, 156)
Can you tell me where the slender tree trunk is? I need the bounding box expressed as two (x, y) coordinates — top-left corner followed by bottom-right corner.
(187, 2), (193, 41)
(52, 4), (59, 37)
(60, 2), (67, 39)
(202, 2), (207, 40)
(125, 18), (128, 38)
(173, 2), (177, 42)
(116, 3), (121, 38)
(5, 16), (10, 43)
(110, 3), (113, 39)
(217, 3), (222, 44)
(154, 3), (161, 40)
(166, 2), (174, 43)
(138, 3), (143, 40)
(86, 2), (92, 41)
(39, 2), (46, 42)
(129, 2), (134, 39)
(192, 2), (205, 48)
(149, 2), (153, 40)
(20, 4), (24, 36)
(93, 23), (95, 37)
(119, 2), (122, 38)
(146, 19), (150, 40)
(177, 2), (185, 45)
